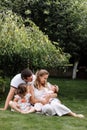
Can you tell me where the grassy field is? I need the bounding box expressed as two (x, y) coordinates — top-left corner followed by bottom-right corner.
(0, 78), (87, 130)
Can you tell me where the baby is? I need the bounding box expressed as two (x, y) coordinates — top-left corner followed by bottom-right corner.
(34, 83), (59, 112)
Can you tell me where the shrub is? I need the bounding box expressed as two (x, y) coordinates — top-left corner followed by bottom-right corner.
(0, 10), (70, 77)
(0, 77), (6, 93)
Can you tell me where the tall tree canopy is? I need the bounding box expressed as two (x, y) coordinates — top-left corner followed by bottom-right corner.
(0, 10), (69, 76)
(1, 0), (87, 78)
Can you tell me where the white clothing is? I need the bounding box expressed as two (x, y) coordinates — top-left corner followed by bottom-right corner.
(14, 93), (32, 112)
(34, 86), (71, 116)
(34, 87), (47, 100)
(10, 73), (36, 88)
(34, 87), (48, 111)
(47, 99), (71, 116)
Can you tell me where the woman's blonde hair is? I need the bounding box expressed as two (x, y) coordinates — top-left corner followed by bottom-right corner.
(34, 69), (49, 89)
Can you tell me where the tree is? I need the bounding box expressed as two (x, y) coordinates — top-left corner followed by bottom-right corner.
(0, 10), (69, 77)
(22, 0), (87, 79)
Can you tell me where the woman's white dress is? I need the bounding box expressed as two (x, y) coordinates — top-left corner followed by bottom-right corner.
(34, 87), (71, 116)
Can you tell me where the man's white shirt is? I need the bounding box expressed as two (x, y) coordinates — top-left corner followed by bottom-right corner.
(10, 73), (36, 88)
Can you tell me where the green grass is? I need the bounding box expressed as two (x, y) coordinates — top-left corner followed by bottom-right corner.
(0, 78), (87, 130)
(49, 78), (87, 99)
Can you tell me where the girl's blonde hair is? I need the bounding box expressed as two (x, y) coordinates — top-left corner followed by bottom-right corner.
(34, 69), (49, 89)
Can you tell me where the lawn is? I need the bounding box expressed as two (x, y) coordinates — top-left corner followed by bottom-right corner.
(0, 78), (87, 130)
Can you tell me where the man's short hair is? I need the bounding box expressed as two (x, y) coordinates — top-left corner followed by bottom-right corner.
(21, 68), (32, 79)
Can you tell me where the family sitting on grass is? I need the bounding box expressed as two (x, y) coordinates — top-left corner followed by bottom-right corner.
(0, 68), (84, 118)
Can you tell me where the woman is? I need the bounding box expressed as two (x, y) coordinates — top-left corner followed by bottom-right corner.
(33, 69), (84, 118)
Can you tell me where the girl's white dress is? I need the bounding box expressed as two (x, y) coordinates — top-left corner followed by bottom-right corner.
(34, 86), (71, 116)
(14, 93), (32, 112)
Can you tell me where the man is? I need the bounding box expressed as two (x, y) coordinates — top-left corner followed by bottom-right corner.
(0, 68), (36, 110)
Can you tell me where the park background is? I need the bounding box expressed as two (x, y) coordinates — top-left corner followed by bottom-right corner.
(0, 0), (87, 130)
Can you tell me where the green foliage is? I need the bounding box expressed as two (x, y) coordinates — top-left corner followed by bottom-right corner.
(1, 0), (87, 66)
(24, 21), (70, 69)
(0, 77), (6, 93)
(0, 10), (69, 76)
(16, 0), (87, 64)
(0, 10), (28, 76)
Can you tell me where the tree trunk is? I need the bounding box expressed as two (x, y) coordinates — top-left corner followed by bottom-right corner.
(72, 61), (79, 79)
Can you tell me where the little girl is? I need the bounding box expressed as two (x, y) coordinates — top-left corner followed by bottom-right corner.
(9, 83), (35, 114)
